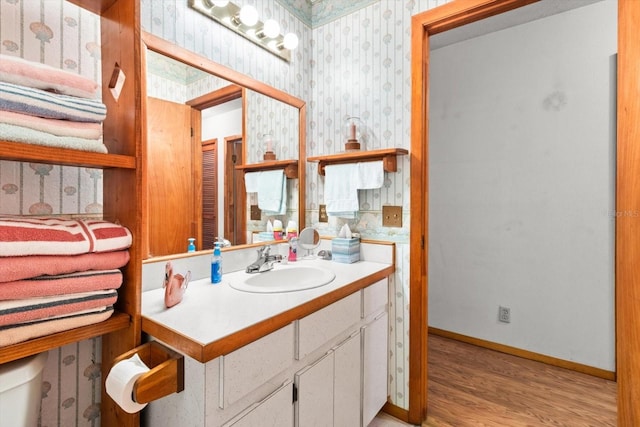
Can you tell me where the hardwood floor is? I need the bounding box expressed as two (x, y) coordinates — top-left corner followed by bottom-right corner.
(424, 335), (617, 426)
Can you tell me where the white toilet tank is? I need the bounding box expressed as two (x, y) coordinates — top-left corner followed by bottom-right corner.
(0, 352), (48, 427)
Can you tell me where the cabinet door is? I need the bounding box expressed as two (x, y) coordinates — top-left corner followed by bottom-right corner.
(334, 332), (361, 427)
(362, 312), (389, 426)
(223, 381), (293, 427)
(295, 351), (334, 426)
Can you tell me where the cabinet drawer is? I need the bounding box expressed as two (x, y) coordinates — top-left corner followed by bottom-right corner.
(220, 323), (294, 408)
(222, 380), (293, 427)
(296, 292), (360, 360)
(362, 278), (388, 319)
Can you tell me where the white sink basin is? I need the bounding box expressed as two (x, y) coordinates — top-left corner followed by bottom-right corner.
(229, 264), (336, 293)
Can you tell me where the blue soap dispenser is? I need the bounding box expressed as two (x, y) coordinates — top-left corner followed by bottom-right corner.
(211, 242), (222, 284)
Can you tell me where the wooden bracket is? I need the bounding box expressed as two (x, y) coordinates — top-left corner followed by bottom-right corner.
(112, 341), (184, 404)
(308, 148), (408, 176)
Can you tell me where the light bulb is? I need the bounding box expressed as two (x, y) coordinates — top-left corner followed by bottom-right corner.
(239, 5), (258, 27)
(262, 19), (280, 39)
(283, 32), (299, 50)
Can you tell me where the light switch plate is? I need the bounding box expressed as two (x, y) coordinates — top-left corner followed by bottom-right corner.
(250, 205), (261, 220)
(319, 204), (328, 222)
(382, 205), (402, 227)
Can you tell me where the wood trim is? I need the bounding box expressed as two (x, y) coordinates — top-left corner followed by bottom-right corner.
(142, 32), (305, 109)
(429, 327), (616, 381)
(186, 84), (242, 110)
(382, 402), (410, 423)
(235, 159), (299, 178)
(412, 0), (640, 425)
(307, 148), (408, 175)
(616, 0), (640, 424)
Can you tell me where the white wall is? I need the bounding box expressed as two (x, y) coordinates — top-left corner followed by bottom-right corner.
(428, 0), (617, 370)
(202, 100), (243, 240)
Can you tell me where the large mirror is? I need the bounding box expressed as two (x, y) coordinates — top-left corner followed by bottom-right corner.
(141, 32), (306, 257)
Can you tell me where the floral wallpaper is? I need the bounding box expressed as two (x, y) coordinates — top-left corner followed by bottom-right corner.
(0, 1), (104, 426)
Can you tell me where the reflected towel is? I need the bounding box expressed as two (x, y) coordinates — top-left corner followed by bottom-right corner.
(357, 161), (384, 189)
(325, 163), (358, 218)
(245, 170), (287, 215)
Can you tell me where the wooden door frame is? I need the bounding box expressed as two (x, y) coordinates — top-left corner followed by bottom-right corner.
(409, 0), (640, 425)
(224, 135), (246, 245)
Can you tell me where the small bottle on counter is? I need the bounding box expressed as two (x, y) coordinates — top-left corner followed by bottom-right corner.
(287, 220), (298, 262)
(273, 219), (283, 240)
(187, 237), (196, 253)
(211, 242), (222, 284)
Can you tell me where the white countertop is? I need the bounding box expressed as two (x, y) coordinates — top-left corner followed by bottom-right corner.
(141, 258), (392, 353)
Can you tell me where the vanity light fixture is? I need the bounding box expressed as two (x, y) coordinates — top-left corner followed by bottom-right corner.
(189, 0), (298, 62)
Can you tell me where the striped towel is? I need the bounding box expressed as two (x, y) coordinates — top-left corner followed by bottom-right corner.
(0, 54), (99, 99)
(0, 269), (123, 301)
(0, 81), (106, 123)
(0, 250), (130, 283)
(0, 109), (102, 139)
(0, 217), (132, 257)
(0, 289), (118, 326)
(0, 306), (113, 347)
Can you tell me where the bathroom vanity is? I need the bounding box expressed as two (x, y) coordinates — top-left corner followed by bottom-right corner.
(140, 241), (394, 426)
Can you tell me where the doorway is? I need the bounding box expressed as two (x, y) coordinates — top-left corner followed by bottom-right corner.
(409, 0), (640, 425)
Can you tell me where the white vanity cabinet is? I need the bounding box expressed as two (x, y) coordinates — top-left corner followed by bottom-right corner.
(144, 277), (389, 427)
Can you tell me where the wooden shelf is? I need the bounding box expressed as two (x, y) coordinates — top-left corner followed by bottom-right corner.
(0, 311), (130, 364)
(307, 148), (408, 175)
(235, 159), (299, 178)
(66, 0), (118, 15)
(0, 140), (136, 169)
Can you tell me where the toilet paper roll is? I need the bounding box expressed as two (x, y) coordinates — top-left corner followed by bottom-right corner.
(105, 353), (150, 413)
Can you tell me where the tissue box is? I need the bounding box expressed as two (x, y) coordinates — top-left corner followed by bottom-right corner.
(331, 237), (360, 263)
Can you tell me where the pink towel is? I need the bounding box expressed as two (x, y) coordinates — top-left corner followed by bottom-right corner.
(0, 216), (132, 257)
(0, 289), (117, 326)
(0, 307), (113, 347)
(0, 54), (98, 99)
(0, 109), (102, 139)
(0, 269), (122, 300)
(0, 250), (130, 283)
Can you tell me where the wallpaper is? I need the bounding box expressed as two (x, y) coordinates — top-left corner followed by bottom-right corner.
(0, 1), (103, 426)
(0, 0), (456, 422)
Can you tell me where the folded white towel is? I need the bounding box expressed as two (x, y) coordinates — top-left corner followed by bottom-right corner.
(357, 161), (384, 189)
(325, 164), (359, 218)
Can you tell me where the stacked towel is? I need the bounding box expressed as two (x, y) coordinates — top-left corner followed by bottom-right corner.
(0, 54), (106, 152)
(325, 161), (384, 218)
(0, 216), (131, 347)
(245, 170), (287, 216)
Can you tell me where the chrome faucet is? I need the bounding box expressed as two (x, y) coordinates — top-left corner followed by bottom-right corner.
(246, 245), (283, 273)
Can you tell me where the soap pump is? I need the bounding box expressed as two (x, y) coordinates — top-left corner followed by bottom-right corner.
(187, 238), (196, 253)
(211, 242), (222, 284)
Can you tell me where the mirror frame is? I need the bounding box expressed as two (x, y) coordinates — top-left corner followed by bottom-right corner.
(141, 31), (306, 255)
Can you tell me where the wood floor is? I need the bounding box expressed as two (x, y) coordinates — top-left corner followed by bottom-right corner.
(423, 335), (617, 426)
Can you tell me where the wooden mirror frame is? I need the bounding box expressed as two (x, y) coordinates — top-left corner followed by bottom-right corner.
(141, 31), (306, 257)
(409, 0), (640, 425)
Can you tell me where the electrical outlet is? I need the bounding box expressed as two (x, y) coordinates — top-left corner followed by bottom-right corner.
(250, 204), (261, 220)
(498, 306), (511, 323)
(382, 205), (403, 227)
(319, 204), (328, 222)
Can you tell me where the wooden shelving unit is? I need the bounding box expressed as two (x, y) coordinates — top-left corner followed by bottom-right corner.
(0, 140), (136, 169)
(307, 148), (408, 175)
(0, 1), (143, 426)
(0, 312), (130, 364)
(235, 159), (299, 178)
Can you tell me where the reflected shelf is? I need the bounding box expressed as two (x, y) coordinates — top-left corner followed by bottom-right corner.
(307, 148), (408, 175)
(235, 159), (298, 179)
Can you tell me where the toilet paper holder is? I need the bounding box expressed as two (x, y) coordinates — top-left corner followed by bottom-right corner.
(112, 341), (184, 404)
